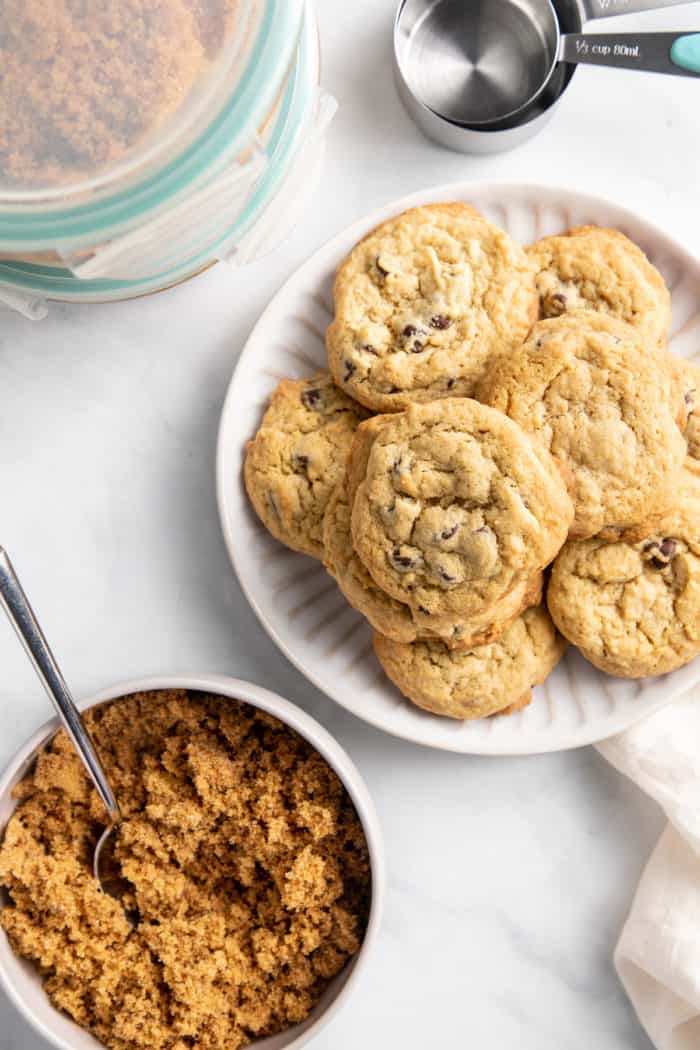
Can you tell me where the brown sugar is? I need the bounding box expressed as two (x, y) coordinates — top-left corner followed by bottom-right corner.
(0, 1), (237, 187)
(0, 690), (371, 1050)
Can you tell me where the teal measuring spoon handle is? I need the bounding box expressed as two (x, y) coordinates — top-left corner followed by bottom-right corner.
(671, 33), (700, 73)
(560, 31), (700, 76)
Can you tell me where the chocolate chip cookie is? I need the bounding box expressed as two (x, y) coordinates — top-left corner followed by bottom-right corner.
(675, 358), (700, 474)
(547, 470), (700, 677)
(348, 398), (574, 619)
(326, 203), (538, 411)
(528, 226), (670, 346)
(478, 313), (687, 539)
(374, 606), (566, 719)
(323, 480), (544, 648)
(244, 372), (369, 559)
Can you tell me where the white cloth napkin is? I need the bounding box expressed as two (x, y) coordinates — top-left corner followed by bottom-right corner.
(596, 689), (700, 1050)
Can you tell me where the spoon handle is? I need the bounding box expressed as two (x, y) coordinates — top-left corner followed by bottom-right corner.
(560, 31), (700, 74)
(0, 547), (121, 825)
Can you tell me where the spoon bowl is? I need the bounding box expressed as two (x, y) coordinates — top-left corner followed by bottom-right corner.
(394, 0), (553, 126)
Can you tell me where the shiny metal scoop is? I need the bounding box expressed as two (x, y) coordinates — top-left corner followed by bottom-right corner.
(0, 548), (127, 915)
(397, 0), (552, 126)
(396, 0), (700, 131)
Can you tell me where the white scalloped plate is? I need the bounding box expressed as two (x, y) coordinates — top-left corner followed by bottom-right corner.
(217, 181), (700, 754)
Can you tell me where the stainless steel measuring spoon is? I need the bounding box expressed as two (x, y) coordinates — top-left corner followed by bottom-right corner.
(505, 12), (700, 124)
(394, 0), (700, 150)
(0, 547), (126, 909)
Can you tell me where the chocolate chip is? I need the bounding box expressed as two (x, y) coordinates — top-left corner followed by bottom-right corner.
(644, 537), (678, 568)
(418, 605), (430, 615)
(430, 314), (452, 330)
(292, 454), (309, 472)
(446, 378), (456, 390)
(375, 256), (389, 277)
(660, 538), (677, 559)
(544, 291), (568, 317)
(439, 525), (458, 541)
(343, 360), (356, 382)
(437, 566), (456, 584)
(389, 547), (420, 572)
(361, 342), (378, 356)
(474, 526), (491, 535)
(535, 339), (543, 349)
(685, 389), (696, 408)
(401, 324), (426, 351)
(301, 387), (321, 410)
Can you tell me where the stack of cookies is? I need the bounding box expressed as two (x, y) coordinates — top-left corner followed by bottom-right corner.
(245, 203), (700, 720)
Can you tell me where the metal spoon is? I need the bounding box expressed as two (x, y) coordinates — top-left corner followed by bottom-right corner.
(395, 0), (700, 131)
(0, 547), (125, 909)
(510, 17), (700, 126)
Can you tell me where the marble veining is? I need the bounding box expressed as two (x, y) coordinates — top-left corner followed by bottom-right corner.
(2, 0), (699, 1045)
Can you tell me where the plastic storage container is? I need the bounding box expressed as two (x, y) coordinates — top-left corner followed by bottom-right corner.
(0, 0), (331, 318)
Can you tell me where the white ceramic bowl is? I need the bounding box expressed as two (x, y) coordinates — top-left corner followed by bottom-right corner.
(0, 675), (385, 1050)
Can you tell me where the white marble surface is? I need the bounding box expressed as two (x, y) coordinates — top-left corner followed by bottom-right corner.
(2, 1), (700, 1046)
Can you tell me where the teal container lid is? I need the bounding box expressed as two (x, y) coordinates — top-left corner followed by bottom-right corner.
(0, 0), (305, 249)
(0, 1), (321, 307)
